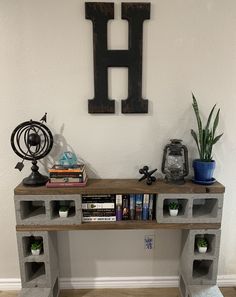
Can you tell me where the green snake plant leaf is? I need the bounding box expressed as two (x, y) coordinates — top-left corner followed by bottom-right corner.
(213, 109), (220, 138)
(213, 133), (223, 145)
(205, 104), (216, 130)
(192, 93), (203, 154)
(191, 129), (201, 156)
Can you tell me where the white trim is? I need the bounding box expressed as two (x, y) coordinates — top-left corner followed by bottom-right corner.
(59, 276), (179, 289)
(0, 275), (235, 291)
(0, 278), (21, 290)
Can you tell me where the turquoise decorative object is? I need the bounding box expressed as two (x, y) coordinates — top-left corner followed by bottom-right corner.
(59, 151), (78, 166)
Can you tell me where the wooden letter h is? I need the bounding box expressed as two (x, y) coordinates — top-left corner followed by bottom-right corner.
(85, 2), (150, 114)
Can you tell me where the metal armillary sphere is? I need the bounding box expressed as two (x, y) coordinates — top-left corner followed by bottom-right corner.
(11, 113), (53, 186)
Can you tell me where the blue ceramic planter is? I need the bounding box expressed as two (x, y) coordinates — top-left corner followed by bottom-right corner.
(193, 159), (216, 181)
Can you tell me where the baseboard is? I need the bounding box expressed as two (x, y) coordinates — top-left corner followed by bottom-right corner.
(59, 276), (180, 289)
(0, 278), (21, 290)
(0, 275), (235, 291)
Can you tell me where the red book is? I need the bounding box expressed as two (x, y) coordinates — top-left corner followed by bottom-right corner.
(46, 179), (87, 188)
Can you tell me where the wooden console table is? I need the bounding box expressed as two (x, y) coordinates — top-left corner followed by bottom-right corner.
(14, 179), (225, 297)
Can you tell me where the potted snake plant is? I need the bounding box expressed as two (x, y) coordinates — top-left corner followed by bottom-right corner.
(191, 93), (223, 184)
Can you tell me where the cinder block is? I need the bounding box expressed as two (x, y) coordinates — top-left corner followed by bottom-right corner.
(179, 274), (189, 297)
(156, 193), (224, 223)
(17, 231), (59, 288)
(14, 194), (82, 225)
(188, 284), (223, 297)
(18, 277), (59, 297)
(180, 229), (221, 285)
(18, 287), (51, 297)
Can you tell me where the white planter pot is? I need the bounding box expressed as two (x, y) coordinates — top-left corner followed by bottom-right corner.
(169, 209), (178, 216)
(31, 249), (40, 256)
(59, 210), (69, 218)
(198, 246), (207, 253)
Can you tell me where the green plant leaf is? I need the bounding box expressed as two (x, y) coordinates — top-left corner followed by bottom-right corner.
(213, 109), (220, 138)
(191, 129), (201, 156)
(213, 133), (223, 144)
(205, 104), (216, 130)
(192, 94), (203, 157)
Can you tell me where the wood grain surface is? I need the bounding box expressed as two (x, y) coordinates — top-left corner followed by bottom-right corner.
(0, 288), (235, 297)
(14, 179), (225, 196)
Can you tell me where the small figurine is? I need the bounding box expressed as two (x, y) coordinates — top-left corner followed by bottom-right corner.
(139, 166), (157, 185)
(58, 151), (78, 166)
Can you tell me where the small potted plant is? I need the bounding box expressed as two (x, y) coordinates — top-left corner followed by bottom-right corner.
(31, 241), (42, 256)
(59, 206), (69, 218)
(197, 238), (208, 254)
(169, 201), (179, 216)
(191, 93), (223, 183)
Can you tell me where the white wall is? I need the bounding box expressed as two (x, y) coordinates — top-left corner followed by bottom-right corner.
(0, 0), (236, 281)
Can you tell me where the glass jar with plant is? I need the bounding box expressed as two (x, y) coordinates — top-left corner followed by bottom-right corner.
(191, 93), (223, 184)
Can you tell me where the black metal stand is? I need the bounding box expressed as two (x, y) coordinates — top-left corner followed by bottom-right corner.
(23, 160), (48, 186)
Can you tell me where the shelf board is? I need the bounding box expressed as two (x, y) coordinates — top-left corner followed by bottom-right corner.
(14, 179), (225, 196)
(16, 221), (221, 231)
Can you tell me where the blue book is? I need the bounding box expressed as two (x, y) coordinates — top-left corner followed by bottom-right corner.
(129, 194), (136, 220)
(135, 194), (143, 220)
(143, 194), (149, 220)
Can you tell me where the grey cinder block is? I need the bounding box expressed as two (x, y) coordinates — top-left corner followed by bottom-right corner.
(17, 231), (59, 289)
(18, 287), (51, 297)
(180, 229), (221, 286)
(18, 277), (59, 297)
(156, 193), (224, 223)
(188, 284), (223, 297)
(14, 194), (82, 225)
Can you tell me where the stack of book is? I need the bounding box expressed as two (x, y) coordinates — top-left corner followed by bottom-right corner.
(115, 194), (156, 221)
(82, 194), (116, 222)
(46, 164), (87, 188)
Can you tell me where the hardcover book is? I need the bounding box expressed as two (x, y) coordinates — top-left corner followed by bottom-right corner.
(129, 194), (136, 220)
(116, 194), (122, 221)
(135, 194), (143, 220)
(149, 194), (154, 220)
(122, 195), (130, 220)
(82, 216), (116, 222)
(142, 194), (149, 220)
(82, 202), (115, 210)
(82, 210), (116, 217)
(82, 195), (115, 203)
(48, 164), (85, 173)
(46, 179), (87, 188)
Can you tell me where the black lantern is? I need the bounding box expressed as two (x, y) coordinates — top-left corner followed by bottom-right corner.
(161, 139), (189, 184)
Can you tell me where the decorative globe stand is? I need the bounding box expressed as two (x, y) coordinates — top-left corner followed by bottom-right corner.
(23, 160), (49, 186)
(11, 113), (53, 186)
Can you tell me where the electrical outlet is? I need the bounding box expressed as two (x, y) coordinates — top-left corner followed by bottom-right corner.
(144, 235), (155, 250)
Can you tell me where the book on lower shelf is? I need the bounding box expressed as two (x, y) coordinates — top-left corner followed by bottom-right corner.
(82, 194), (116, 222)
(81, 193), (156, 222)
(82, 216), (116, 222)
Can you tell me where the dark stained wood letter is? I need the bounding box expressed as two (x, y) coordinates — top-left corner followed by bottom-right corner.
(85, 2), (150, 114)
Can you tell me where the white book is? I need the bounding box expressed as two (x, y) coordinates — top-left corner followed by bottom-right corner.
(82, 216), (116, 222)
(82, 203), (115, 209)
